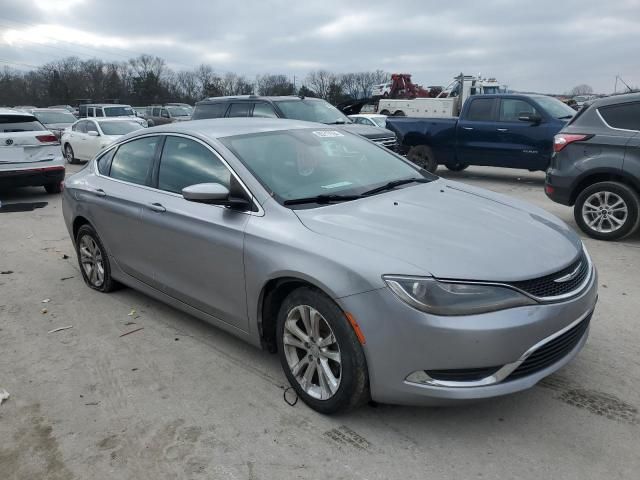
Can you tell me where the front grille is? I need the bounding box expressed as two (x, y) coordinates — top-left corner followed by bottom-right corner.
(509, 252), (590, 299)
(507, 313), (591, 381)
(425, 366), (500, 382)
(372, 136), (397, 150)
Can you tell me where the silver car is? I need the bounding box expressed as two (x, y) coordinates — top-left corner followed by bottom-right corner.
(62, 119), (598, 413)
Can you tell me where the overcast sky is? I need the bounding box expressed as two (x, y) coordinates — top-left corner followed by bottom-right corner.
(1, 0), (638, 94)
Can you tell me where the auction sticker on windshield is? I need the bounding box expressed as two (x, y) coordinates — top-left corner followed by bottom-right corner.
(312, 130), (344, 138)
(321, 181), (352, 189)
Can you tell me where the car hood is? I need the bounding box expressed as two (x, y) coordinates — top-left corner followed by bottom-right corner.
(294, 179), (582, 282)
(335, 123), (394, 139)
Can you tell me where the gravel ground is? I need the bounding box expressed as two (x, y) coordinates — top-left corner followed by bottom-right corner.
(0, 164), (638, 479)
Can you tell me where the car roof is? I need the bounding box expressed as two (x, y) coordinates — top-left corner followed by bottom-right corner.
(0, 107), (35, 117)
(197, 95), (319, 105)
(32, 108), (72, 113)
(589, 92), (640, 108)
(77, 117), (139, 122)
(124, 118), (331, 140)
(83, 104), (131, 107)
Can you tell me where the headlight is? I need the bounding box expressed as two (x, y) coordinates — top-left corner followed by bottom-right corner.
(383, 276), (536, 316)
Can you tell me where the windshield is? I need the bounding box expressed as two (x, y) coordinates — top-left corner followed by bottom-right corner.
(274, 99), (351, 124)
(221, 128), (431, 207)
(104, 106), (135, 117)
(98, 121), (143, 135)
(33, 111), (76, 124)
(167, 106), (191, 117)
(533, 96), (576, 119)
(371, 117), (387, 128)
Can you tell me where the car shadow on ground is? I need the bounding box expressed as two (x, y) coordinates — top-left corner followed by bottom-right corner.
(436, 166), (546, 186)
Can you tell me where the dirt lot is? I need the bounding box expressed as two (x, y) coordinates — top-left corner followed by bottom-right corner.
(1, 164), (639, 479)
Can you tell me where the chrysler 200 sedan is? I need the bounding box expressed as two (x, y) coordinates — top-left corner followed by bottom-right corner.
(62, 118), (598, 413)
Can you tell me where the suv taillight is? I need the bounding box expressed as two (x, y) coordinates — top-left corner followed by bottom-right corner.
(553, 133), (592, 153)
(36, 134), (60, 143)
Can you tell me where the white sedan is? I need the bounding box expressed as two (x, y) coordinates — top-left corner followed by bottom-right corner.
(61, 118), (144, 164)
(348, 114), (388, 129)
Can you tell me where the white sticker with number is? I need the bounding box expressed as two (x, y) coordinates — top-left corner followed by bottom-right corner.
(312, 130), (344, 138)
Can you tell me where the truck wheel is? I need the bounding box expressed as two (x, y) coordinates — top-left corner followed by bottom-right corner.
(393, 110), (406, 116)
(380, 110), (390, 115)
(574, 181), (640, 241)
(407, 145), (437, 173)
(446, 163), (468, 172)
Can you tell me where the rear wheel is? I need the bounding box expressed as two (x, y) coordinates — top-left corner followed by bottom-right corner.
(393, 110), (406, 116)
(407, 145), (437, 173)
(446, 162), (468, 172)
(380, 109), (390, 115)
(75, 224), (119, 292)
(65, 144), (76, 164)
(44, 182), (63, 194)
(276, 287), (369, 414)
(574, 181), (640, 240)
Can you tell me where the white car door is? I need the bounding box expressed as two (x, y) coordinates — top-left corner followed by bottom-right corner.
(83, 120), (102, 160)
(70, 120), (89, 160)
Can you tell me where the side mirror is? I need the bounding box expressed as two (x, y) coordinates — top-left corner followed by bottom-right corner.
(182, 182), (253, 210)
(518, 113), (542, 124)
(87, 130), (99, 136)
(182, 183), (229, 202)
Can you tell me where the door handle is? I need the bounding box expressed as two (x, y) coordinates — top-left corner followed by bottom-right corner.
(497, 128), (509, 132)
(148, 202), (166, 213)
(90, 188), (106, 197)
(462, 126), (474, 130)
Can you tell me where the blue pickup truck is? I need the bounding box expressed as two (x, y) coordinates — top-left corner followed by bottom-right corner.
(386, 94), (576, 172)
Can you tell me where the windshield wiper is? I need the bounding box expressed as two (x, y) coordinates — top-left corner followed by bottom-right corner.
(558, 115), (574, 119)
(361, 178), (431, 196)
(283, 194), (363, 206)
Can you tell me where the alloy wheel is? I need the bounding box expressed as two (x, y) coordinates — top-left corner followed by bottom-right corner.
(79, 235), (105, 287)
(282, 305), (342, 400)
(582, 191), (628, 233)
(65, 145), (74, 164)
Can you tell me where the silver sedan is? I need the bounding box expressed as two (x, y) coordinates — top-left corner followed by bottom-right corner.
(62, 118), (597, 413)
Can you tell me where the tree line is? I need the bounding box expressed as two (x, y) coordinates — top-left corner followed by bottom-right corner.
(0, 54), (390, 107)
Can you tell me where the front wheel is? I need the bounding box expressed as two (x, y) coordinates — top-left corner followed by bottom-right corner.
(64, 144), (76, 164)
(574, 181), (640, 240)
(276, 287), (369, 414)
(407, 145), (437, 173)
(446, 163), (468, 172)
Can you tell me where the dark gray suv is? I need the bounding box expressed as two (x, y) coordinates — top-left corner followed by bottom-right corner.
(193, 95), (397, 150)
(545, 93), (640, 240)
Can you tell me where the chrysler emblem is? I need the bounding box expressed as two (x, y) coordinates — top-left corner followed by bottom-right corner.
(553, 262), (582, 283)
(5, 138), (13, 146)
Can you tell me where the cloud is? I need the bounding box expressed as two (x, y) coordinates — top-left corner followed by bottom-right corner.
(0, 0), (638, 93)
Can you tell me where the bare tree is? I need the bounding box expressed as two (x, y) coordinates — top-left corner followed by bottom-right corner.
(256, 74), (294, 96)
(569, 84), (594, 96)
(306, 70), (337, 100)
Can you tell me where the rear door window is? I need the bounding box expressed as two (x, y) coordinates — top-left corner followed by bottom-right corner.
(228, 103), (251, 117)
(252, 103), (278, 118)
(599, 102), (640, 131)
(152, 107), (160, 116)
(466, 98), (496, 121)
(157, 136), (231, 194)
(109, 136), (160, 185)
(192, 103), (227, 119)
(95, 108), (104, 118)
(0, 115), (46, 132)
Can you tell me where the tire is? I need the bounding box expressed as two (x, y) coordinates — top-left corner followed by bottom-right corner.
(393, 110), (406, 116)
(380, 109), (390, 115)
(75, 224), (120, 292)
(65, 144), (76, 164)
(407, 145), (437, 173)
(44, 182), (63, 194)
(446, 162), (468, 172)
(276, 287), (369, 414)
(574, 181), (640, 241)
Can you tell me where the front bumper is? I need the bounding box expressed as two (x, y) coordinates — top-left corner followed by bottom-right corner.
(338, 267), (597, 406)
(0, 161), (65, 189)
